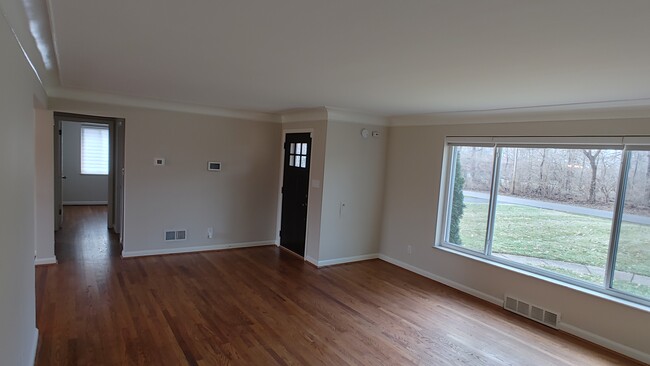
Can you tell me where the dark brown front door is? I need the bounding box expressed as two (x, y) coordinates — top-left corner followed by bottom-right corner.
(279, 133), (312, 256)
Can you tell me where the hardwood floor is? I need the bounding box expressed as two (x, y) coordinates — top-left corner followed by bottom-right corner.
(35, 206), (642, 365)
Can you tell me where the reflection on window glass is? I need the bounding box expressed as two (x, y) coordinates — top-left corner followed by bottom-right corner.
(302, 143), (308, 155)
(446, 146), (494, 253)
(491, 147), (622, 285)
(290, 143), (295, 154)
(613, 150), (650, 299)
(289, 155), (295, 167)
(300, 156), (307, 168)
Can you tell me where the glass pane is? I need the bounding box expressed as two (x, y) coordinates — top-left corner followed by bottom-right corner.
(289, 155), (294, 167)
(492, 147), (622, 285)
(80, 126), (109, 175)
(300, 156), (307, 168)
(612, 150), (650, 300)
(290, 143), (295, 154)
(446, 146), (494, 253)
(296, 143), (302, 155)
(302, 143), (308, 155)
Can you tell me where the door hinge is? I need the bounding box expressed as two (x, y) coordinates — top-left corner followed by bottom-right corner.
(59, 209), (62, 215)
(58, 129), (62, 136)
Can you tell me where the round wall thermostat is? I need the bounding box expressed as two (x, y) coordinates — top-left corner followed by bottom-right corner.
(360, 128), (370, 138)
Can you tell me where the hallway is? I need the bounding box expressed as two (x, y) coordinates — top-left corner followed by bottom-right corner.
(54, 206), (121, 263)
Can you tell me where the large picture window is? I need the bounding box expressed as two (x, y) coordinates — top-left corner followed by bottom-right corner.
(80, 125), (109, 175)
(439, 137), (650, 305)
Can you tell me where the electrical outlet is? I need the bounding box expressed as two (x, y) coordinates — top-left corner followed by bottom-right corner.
(407, 245), (412, 255)
(207, 228), (213, 239)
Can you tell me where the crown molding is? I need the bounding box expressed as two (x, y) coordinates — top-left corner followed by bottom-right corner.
(279, 106), (389, 126)
(326, 107), (389, 126)
(390, 99), (650, 127)
(0, 0), (60, 88)
(46, 87), (282, 122)
(280, 107), (328, 123)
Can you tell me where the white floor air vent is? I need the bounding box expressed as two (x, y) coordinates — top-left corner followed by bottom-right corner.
(165, 230), (187, 241)
(504, 295), (559, 329)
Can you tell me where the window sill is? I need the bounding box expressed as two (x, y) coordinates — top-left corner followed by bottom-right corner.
(434, 244), (650, 313)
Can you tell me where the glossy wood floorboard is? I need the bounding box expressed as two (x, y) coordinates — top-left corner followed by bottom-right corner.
(35, 206), (642, 365)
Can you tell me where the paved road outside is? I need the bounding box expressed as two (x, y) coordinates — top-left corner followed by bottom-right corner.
(464, 191), (650, 225)
(492, 253), (650, 287)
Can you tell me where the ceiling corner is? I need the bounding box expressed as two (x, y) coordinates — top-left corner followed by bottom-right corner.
(1, 0), (60, 88)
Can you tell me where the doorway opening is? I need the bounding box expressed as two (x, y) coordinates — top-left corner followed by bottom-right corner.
(279, 133), (312, 257)
(53, 112), (125, 260)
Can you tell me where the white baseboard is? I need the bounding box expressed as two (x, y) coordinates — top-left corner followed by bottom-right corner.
(304, 255), (319, 266)
(558, 323), (650, 364)
(34, 257), (57, 266)
(316, 253), (379, 267)
(121, 240), (275, 258)
(29, 328), (39, 366)
(378, 254), (503, 306)
(378, 254), (649, 364)
(63, 201), (107, 205)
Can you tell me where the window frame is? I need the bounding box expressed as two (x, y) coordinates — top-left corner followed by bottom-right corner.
(80, 124), (110, 176)
(436, 136), (650, 308)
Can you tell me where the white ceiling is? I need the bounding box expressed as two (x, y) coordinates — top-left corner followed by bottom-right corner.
(39, 0), (650, 116)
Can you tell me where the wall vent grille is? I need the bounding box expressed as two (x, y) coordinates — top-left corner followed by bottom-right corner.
(503, 296), (559, 329)
(164, 230), (187, 241)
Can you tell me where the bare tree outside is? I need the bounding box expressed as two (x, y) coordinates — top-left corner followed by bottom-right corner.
(582, 149), (601, 204)
(646, 156), (650, 208)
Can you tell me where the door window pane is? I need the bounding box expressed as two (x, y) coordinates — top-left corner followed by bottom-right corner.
(446, 146), (494, 253)
(491, 147), (622, 285)
(613, 150), (650, 299)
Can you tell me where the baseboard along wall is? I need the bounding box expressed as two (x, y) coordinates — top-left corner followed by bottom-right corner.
(121, 240), (275, 258)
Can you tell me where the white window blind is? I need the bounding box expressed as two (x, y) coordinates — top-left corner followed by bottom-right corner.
(81, 125), (109, 175)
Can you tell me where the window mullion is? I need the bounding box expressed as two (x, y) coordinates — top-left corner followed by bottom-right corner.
(604, 149), (631, 289)
(484, 147), (502, 256)
(443, 147), (459, 244)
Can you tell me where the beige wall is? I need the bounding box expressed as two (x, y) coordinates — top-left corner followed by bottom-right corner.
(380, 118), (650, 359)
(49, 98), (281, 255)
(319, 121), (387, 262)
(0, 9), (46, 365)
(34, 108), (56, 263)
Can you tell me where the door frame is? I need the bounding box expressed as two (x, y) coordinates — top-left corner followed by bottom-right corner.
(53, 112), (125, 237)
(276, 128), (313, 259)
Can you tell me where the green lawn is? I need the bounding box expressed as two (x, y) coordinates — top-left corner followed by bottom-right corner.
(455, 203), (650, 298)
